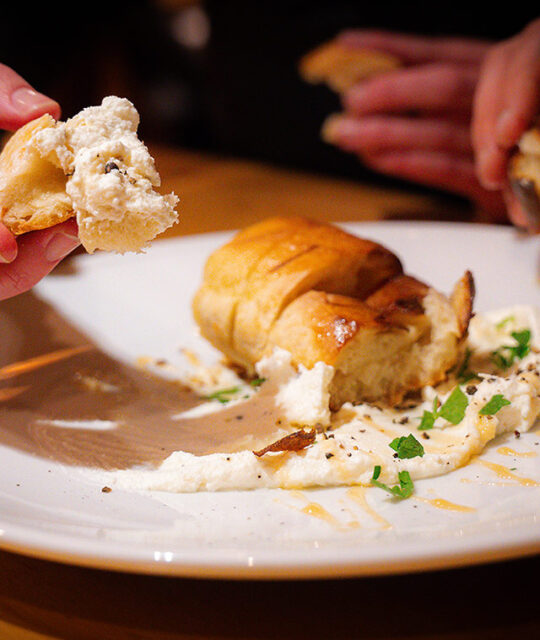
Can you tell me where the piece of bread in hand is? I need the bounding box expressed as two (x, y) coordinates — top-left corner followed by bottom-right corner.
(193, 216), (474, 408)
(508, 121), (540, 230)
(0, 96), (179, 253)
(299, 39), (401, 93)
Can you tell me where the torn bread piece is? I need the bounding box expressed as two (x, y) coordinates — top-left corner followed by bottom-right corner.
(193, 216), (474, 408)
(299, 39), (401, 93)
(0, 96), (179, 253)
(268, 273), (474, 408)
(509, 121), (540, 231)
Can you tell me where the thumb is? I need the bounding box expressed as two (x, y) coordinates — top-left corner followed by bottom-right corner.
(0, 63), (60, 130)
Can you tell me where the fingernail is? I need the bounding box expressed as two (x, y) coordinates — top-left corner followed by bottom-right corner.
(10, 87), (58, 118)
(495, 109), (515, 147)
(0, 244), (17, 264)
(45, 232), (80, 262)
(321, 114), (344, 143)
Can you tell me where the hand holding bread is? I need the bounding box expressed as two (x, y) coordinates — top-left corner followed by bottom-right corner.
(0, 76), (179, 300)
(0, 64), (82, 299)
(303, 26), (540, 232)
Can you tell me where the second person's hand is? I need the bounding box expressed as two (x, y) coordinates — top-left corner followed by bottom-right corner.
(322, 30), (507, 220)
(472, 18), (540, 231)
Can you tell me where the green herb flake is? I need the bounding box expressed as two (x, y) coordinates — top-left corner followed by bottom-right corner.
(417, 387), (468, 430)
(456, 348), (478, 383)
(389, 434), (425, 459)
(417, 396), (439, 431)
(250, 377), (266, 387)
(512, 330), (531, 358)
(438, 386), (469, 425)
(371, 465), (414, 499)
(479, 394), (511, 416)
(491, 329), (531, 370)
(203, 386), (240, 404)
(496, 315), (515, 330)
(418, 410), (436, 431)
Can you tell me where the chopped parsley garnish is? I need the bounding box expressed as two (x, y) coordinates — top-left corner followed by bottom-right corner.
(456, 348), (478, 383)
(491, 329), (531, 369)
(371, 465), (414, 499)
(438, 386), (469, 424)
(418, 386), (468, 430)
(389, 434), (425, 459)
(479, 394), (511, 415)
(418, 397), (439, 431)
(250, 377), (266, 387)
(496, 315), (516, 330)
(203, 386), (240, 403)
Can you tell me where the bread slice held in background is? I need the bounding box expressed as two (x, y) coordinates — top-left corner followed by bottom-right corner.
(193, 216), (474, 408)
(508, 121), (540, 232)
(299, 39), (402, 150)
(299, 39), (401, 93)
(0, 96), (179, 253)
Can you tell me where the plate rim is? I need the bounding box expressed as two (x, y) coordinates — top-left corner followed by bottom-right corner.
(2, 513), (540, 579)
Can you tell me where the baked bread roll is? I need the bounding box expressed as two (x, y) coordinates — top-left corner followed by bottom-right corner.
(299, 39), (401, 92)
(508, 121), (540, 229)
(0, 96), (179, 253)
(193, 216), (474, 407)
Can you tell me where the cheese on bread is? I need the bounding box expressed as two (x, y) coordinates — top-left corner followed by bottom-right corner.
(0, 96), (179, 253)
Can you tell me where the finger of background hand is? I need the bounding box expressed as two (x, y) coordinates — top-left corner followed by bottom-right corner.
(336, 30), (490, 65)
(0, 222), (18, 264)
(0, 63), (60, 130)
(473, 41), (518, 189)
(361, 150), (506, 215)
(343, 63), (478, 116)
(0, 220), (79, 301)
(322, 113), (472, 155)
(473, 21), (540, 190)
(495, 20), (540, 149)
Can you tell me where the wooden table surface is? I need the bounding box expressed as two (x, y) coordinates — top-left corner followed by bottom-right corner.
(1, 146), (538, 640)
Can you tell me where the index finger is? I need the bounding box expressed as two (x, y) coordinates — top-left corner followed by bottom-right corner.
(0, 63), (60, 131)
(343, 62), (478, 116)
(336, 30), (491, 66)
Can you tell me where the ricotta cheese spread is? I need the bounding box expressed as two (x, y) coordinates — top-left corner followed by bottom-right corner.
(96, 306), (540, 493)
(33, 96), (178, 253)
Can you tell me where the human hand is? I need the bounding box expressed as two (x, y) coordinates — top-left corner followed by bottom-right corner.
(321, 30), (508, 220)
(472, 18), (540, 230)
(0, 63), (80, 300)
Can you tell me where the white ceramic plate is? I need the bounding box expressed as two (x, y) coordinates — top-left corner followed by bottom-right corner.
(0, 221), (539, 579)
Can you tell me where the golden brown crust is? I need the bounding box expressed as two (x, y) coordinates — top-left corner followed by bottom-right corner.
(450, 270), (475, 337)
(193, 216), (403, 370)
(0, 115), (73, 234)
(299, 39), (401, 92)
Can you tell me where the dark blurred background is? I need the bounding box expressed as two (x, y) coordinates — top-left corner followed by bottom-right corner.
(0, 1), (537, 191)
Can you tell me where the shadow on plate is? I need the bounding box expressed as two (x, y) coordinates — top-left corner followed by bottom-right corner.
(0, 291), (217, 470)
